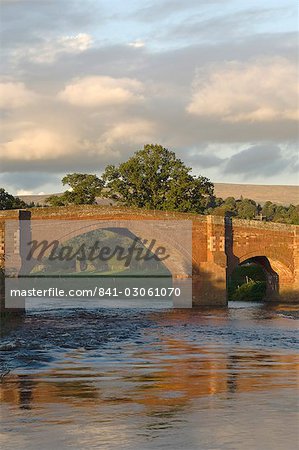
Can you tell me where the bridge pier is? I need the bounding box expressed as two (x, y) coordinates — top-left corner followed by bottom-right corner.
(0, 210), (30, 314)
(192, 268), (227, 307)
(192, 216), (228, 307)
(273, 227), (299, 302)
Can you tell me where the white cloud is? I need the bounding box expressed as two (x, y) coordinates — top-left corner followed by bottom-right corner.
(187, 58), (299, 122)
(0, 128), (75, 160)
(0, 82), (37, 109)
(12, 33), (93, 64)
(101, 119), (155, 147)
(78, 119), (155, 158)
(0, 119), (155, 168)
(128, 40), (145, 48)
(58, 76), (144, 107)
(58, 33), (93, 52)
(16, 189), (34, 196)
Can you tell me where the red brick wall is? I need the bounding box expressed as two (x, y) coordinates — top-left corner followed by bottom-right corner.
(0, 208), (298, 305)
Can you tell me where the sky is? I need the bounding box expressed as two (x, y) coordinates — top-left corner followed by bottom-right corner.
(0, 0), (298, 195)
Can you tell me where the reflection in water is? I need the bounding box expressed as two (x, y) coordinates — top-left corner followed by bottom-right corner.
(18, 375), (34, 410)
(0, 302), (298, 449)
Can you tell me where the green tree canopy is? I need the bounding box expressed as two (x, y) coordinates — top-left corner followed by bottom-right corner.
(209, 196), (238, 217)
(261, 201), (276, 221)
(103, 144), (214, 213)
(0, 188), (28, 210)
(47, 173), (104, 206)
(287, 205), (299, 225)
(235, 198), (259, 220)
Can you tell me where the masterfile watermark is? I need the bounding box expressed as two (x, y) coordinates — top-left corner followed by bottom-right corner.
(4, 219), (192, 308)
(26, 237), (169, 267)
(9, 286), (183, 298)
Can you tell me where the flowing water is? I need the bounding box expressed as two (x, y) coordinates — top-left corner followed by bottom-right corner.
(0, 300), (298, 450)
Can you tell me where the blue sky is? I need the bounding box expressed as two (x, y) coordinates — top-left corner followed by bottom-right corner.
(97, 0), (297, 47)
(0, 0), (298, 194)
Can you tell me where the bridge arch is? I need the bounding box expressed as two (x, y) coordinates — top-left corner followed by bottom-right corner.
(235, 253), (294, 300)
(27, 219), (193, 279)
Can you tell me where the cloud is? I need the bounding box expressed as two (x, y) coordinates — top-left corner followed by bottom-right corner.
(100, 119), (156, 148)
(164, 6), (297, 44)
(128, 40), (145, 48)
(187, 58), (299, 123)
(58, 76), (144, 107)
(12, 33), (93, 64)
(1, 0), (101, 49)
(224, 144), (298, 177)
(71, 119), (156, 160)
(132, 0), (224, 22)
(58, 33), (93, 52)
(188, 152), (225, 168)
(0, 171), (67, 196)
(16, 189), (34, 196)
(0, 128), (75, 161)
(1, 0), (298, 191)
(0, 118), (156, 173)
(0, 82), (37, 108)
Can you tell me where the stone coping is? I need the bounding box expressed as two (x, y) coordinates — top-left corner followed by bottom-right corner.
(0, 206), (297, 231)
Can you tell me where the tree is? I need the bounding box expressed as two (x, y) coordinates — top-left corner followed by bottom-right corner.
(0, 188), (15, 210)
(261, 201), (276, 221)
(103, 144), (214, 213)
(45, 194), (67, 207)
(224, 197), (237, 208)
(0, 188), (28, 210)
(236, 198), (258, 219)
(47, 174), (104, 206)
(260, 202), (299, 224)
(287, 205), (299, 225)
(273, 204), (288, 223)
(207, 196), (237, 217)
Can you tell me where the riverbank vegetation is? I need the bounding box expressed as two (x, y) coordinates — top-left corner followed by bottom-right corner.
(228, 264), (267, 301)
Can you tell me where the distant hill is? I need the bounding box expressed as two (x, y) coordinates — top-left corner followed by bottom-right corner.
(214, 183), (298, 206)
(18, 183), (298, 207)
(18, 193), (60, 206)
(18, 193), (112, 207)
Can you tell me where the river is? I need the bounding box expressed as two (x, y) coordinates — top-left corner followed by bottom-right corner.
(0, 300), (298, 450)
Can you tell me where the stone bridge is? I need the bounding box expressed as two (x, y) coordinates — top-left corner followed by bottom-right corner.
(0, 207), (298, 309)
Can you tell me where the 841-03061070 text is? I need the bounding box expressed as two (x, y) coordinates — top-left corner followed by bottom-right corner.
(9, 287), (181, 298)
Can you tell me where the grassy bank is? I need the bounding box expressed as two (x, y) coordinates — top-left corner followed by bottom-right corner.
(228, 264), (267, 301)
